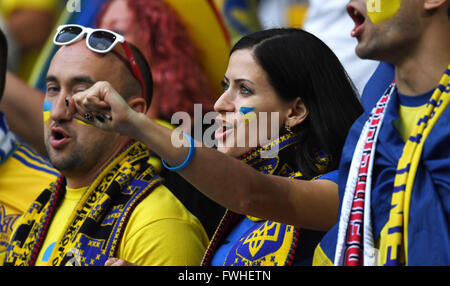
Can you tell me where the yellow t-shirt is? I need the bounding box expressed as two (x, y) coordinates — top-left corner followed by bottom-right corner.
(36, 186), (86, 266)
(35, 184), (209, 266)
(393, 103), (428, 142)
(0, 144), (59, 265)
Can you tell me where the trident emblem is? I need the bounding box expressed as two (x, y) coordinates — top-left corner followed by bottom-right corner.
(243, 221), (281, 257)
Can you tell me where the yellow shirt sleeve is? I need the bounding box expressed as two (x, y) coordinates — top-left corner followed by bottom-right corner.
(0, 144), (59, 266)
(118, 218), (209, 266)
(0, 152), (58, 214)
(117, 185), (210, 266)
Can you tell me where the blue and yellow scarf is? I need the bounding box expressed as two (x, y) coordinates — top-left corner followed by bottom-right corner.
(334, 65), (450, 266)
(4, 141), (163, 266)
(202, 133), (328, 266)
(380, 66), (450, 266)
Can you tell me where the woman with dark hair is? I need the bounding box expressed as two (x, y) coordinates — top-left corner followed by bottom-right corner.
(229, 28), (362, 177)
(72, 28), (363, 266)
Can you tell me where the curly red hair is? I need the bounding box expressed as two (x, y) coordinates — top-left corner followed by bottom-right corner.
(98, 0), (215, 121)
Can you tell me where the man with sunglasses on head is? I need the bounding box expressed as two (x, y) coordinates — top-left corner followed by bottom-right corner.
(4, 25), (209, 266)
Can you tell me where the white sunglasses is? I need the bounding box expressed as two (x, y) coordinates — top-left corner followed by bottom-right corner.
(53, 24), (147, 100)
(53, 24), (126, 53)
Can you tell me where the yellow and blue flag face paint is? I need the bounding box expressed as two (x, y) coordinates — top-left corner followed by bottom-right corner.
(239, 106), (256, 124)
(43, 101), (52, 123)
(240, 107), (255, 114)
(42, 100), (91, 126)
(366, 0), (402, 24)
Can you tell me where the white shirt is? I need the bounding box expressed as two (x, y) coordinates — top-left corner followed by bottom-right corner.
(303, 0), (379, 95)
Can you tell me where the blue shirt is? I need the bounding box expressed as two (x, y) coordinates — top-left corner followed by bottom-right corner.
(211, 170), (339, 266)
(318, 84), (450, 265)
(360, 62), (395, 111)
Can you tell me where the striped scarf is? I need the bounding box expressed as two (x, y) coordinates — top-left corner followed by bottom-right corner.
(382, 66), (450, 266)
(4, 141), (163, 266)
(335, 65), (450, 266)
(202, 133), (330, 266)
(201, 133), (303, 266)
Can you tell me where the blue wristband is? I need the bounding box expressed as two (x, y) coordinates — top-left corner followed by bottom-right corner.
(161, 133), (195, 171)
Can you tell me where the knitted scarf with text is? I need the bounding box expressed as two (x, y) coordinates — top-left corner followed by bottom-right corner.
(202, 133), (329, 266)
(335, 65), (449, 266)
(4, 141), (163, 266)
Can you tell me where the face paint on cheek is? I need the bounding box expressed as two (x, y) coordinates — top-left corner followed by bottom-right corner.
(76, 119), (92, 126)
(366, 0), (402, 24)
(239, 107), (257, 124)
(43, 100), (92, 126)
(240, 107), (255, 114)
(43, 101), (52, 123)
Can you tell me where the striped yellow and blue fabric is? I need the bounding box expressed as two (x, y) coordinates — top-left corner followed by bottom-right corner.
(10, 143), (59, 177)
(380, 65), (450, 266)
(314, 65), (450, 266)
(0, 112), (59, 265)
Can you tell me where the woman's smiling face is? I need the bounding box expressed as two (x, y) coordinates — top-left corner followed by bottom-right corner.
(214, 48), (295, 158)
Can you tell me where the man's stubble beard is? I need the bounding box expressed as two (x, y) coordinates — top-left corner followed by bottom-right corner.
(45, 140), (86, 175)
(356, 7), (421, 64)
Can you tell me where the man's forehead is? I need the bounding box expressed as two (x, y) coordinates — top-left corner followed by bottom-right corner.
(49, 41), (121, 78)
(54, 41), (98, 62)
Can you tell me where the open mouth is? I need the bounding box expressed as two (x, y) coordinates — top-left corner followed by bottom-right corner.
(221, 123), (233, 133)
(347, 5), (366, 37)
(214, 118), (234, 141)
(52, 130), (66, 140)
(50, 127), (71, 148)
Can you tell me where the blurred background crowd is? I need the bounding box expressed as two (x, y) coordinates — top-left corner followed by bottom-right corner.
(0, 0), (378, 103)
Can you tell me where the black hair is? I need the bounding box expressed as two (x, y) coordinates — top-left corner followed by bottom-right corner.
(128, 43), (153, 108)
(448, 1), (450, 18)
(231, 28), (363, 178)
(0, 28), (7, 101)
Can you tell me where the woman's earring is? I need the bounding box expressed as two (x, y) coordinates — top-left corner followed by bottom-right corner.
(285, 123), (293, 134)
